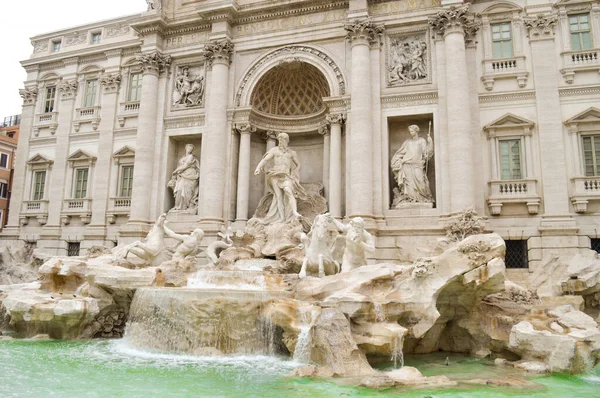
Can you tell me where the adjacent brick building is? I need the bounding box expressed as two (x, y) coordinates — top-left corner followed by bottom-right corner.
(0, 115), (20, 230)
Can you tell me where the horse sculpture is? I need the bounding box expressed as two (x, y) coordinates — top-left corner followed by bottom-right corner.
(298, 213), (340, 278)
(119, 213), (168, 266)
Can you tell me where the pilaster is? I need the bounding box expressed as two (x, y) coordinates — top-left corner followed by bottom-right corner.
(326, 112), (345, 219)
(235, 122), (255, 222)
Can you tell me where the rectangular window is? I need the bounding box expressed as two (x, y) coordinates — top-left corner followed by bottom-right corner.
(582, 135), (600, 176)
(491, 22), (513, 59)
(0, 153), (8, 168)
(505, 240), (529, 269)
(52, 40), (61, 52)
(67, 242), (80, 257)
(83, 80), (98, 108)
(0, 182), (7, 199)
(119, 165), (134, 197)
(33, 171), (46, 201)
(499, 139), (522, 180)
(44, 87), (56, 113)
(91, 32), (101, 45)
(128, 73), (143, 102)
(73, 168), (89, 199)
(570, 14), (593, 51)
(591, 238), (600, 254)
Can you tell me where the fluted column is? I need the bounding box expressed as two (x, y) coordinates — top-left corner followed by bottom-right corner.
(430, 6), (480, 212)
(327, 113), (345, 219)
(235, 123), (255, 221)
(319, 125), (330, 201)
(199, 40), (233, 224)
(345, 19), (383, 218)
(127, 51), (171, 229)
(4, 87), (38, 231)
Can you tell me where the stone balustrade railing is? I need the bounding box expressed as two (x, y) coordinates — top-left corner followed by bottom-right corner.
(488, 178), (540, 215)
(74, 106), (101, 132)
(571, 176), (600, 213)
(21, 200), (49, 214)
(63, 198), (92, 213)
(481, 56), (528, 91)
(560, 49), (600, 83)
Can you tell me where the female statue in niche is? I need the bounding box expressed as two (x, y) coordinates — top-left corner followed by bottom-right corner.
(390, 124), (434, 207)
(167, 144), (200, 213)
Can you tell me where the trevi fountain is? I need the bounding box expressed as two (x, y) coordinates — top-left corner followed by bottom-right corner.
(3, 0), (600, 397)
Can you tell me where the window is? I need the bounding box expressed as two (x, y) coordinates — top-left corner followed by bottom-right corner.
(582, 135), (600, 176)
(505, 240), (529, 269)
(52, 40), (61, 52)
(73, 168), (89, 199)
(128, 73), (143, 102)
(119, 165), (134, 197)
(570, 14), (592, 51)
(83, 80), (98, 108)
(91, 32), (101, 45)
(0, 153), (8, 168)
(7, 132), (14, 138)
(491, 22), (513, 58)
(44, 87), (56, 113)
(67, 242), (80, 257)
(33, 171), (46, 201)
(0, 182), (7, 199)
(499, 139), (522, 180)
(591, 238), (600, 254)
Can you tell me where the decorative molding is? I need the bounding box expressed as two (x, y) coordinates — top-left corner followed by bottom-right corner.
(164, 115), (206, 130)
(236, 45), (346, 107)
(235, 122), (256, 135)
(483, 113), (535, 137)
(559, 85), (600, 98)
(386, 30), (431, 87)
(78, 53), (108, 65)
(344, 19), (385, 46)
(326, 112), (346, 125)
(524, 14), (558, 39)
(39, 61), (65, 72)
(33, 41), (49, 54)
(380, 91), (438, 108)
(478, 91), (536, 104)
(204, 40), (234, 67)
(19, 86), (39, 106)
(105, 23), (131, 38)
(172, 64), (205, 109)
(64, 31), (87, 47)
(428, 5), (481, 44)
(66, 149), (97, 165)
(57, 79), (78, 100)
(135, 51), (172, 75)
(99, 73), (122, 93)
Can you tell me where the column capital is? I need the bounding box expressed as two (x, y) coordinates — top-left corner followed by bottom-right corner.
(57, 79), (78, 101)
(429, 5), (481, 43)
(19, 86), (38, 106)
(318, 125), (330, 136)
(99, 73), (122, 94)
(326, 112), (346, 125)
(345, 19), (385, 47)
(235, 122), (255, 135)
(135, 51), (172, 75)
(262, 130), (277, 141)
(524, 14), (558, 41)
(205, 39), (234, 67)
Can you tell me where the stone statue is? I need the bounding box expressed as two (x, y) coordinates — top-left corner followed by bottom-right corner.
(390, 124), (434, 207)
(388, 35), (428, 85)
(173, 66), (205, 107)
(331, 217), (375, 273)
(254, 132), (308, 223)
(163, 223), (204, 262)
(167, 144), (200, 213)
(298, 213), (340, 279)
(205, 227), (234, 266)
(146, 0), (161, 11)
(118, 214), (167, 266)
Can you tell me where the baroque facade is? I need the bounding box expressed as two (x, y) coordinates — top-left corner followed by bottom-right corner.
(4, 0), (600, 271)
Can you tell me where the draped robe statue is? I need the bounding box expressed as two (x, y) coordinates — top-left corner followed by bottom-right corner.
(168, 144), (200, 213)
(390, 124), (434, 206)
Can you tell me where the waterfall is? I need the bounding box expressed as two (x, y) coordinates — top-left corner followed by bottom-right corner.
(186, 270), (266, 291)
(373, 301), (386, 322)
(391, 333), (404, 369)
(293, 307), (320, 363)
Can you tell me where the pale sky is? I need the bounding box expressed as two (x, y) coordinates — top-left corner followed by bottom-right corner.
(0, 0), (146, 119)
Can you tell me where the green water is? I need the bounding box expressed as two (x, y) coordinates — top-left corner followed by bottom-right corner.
(1, 339), (599, 397)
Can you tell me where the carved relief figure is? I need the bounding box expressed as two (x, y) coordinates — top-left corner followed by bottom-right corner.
(331, 217), (375, 273)
(118, 214), (167, 266)
(173, 66), (205, 107)
(167, 144), (200, 213)
(391, 124), (434, 206)
(163, 223), (204, 262)
(254, 133), (308, 223)
(388, 34), (428, 85)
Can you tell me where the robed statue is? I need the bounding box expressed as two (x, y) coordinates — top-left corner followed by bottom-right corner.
(168, 144), (200, 213)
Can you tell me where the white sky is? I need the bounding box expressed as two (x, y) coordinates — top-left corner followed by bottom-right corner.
(0, 0), (146, 118)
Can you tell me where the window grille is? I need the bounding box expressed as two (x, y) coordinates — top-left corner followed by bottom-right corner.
(591, 238), (600, 254)
(67, 242), (80, 257)
(505, 240), (529, 269)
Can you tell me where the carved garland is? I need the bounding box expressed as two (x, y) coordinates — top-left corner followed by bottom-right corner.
(236, 45), (346, 107)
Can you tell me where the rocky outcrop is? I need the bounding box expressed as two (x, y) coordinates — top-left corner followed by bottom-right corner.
(0, 241), (41, 285)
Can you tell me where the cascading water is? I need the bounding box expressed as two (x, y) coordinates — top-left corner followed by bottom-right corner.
(293, 307), (320, 363)
(186, 270), (267, 290)
(391, 333), (404, 369)
(373, 301), (386, 322)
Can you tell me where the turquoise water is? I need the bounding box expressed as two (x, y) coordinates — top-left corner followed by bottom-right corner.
(1, 339), (599, 397)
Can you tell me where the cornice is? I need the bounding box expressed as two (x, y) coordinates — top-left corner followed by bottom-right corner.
(478, 90), (536, 104)
(381, 91), (438, 108)
(235, 0), (348, 25)
(559, 85), (600, 98)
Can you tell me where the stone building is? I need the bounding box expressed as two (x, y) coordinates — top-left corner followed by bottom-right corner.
(0, 115), (20, 230)
(3, 0), (600, 270)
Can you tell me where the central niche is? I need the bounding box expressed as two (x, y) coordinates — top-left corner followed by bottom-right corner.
(251, 61), (330, 117)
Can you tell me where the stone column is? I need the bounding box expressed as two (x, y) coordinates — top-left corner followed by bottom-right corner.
(89, 71), (121, 230)
(126, 51), (171, 233)
(235, 123), (255, 222)
(327, 113), (345, 219)
(199, 40), (233, 225)
(344, 19), (383, 219)
(4, 87), (38, 233)
(429, 5), (480, 212)
(319, 125), (330, 201)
